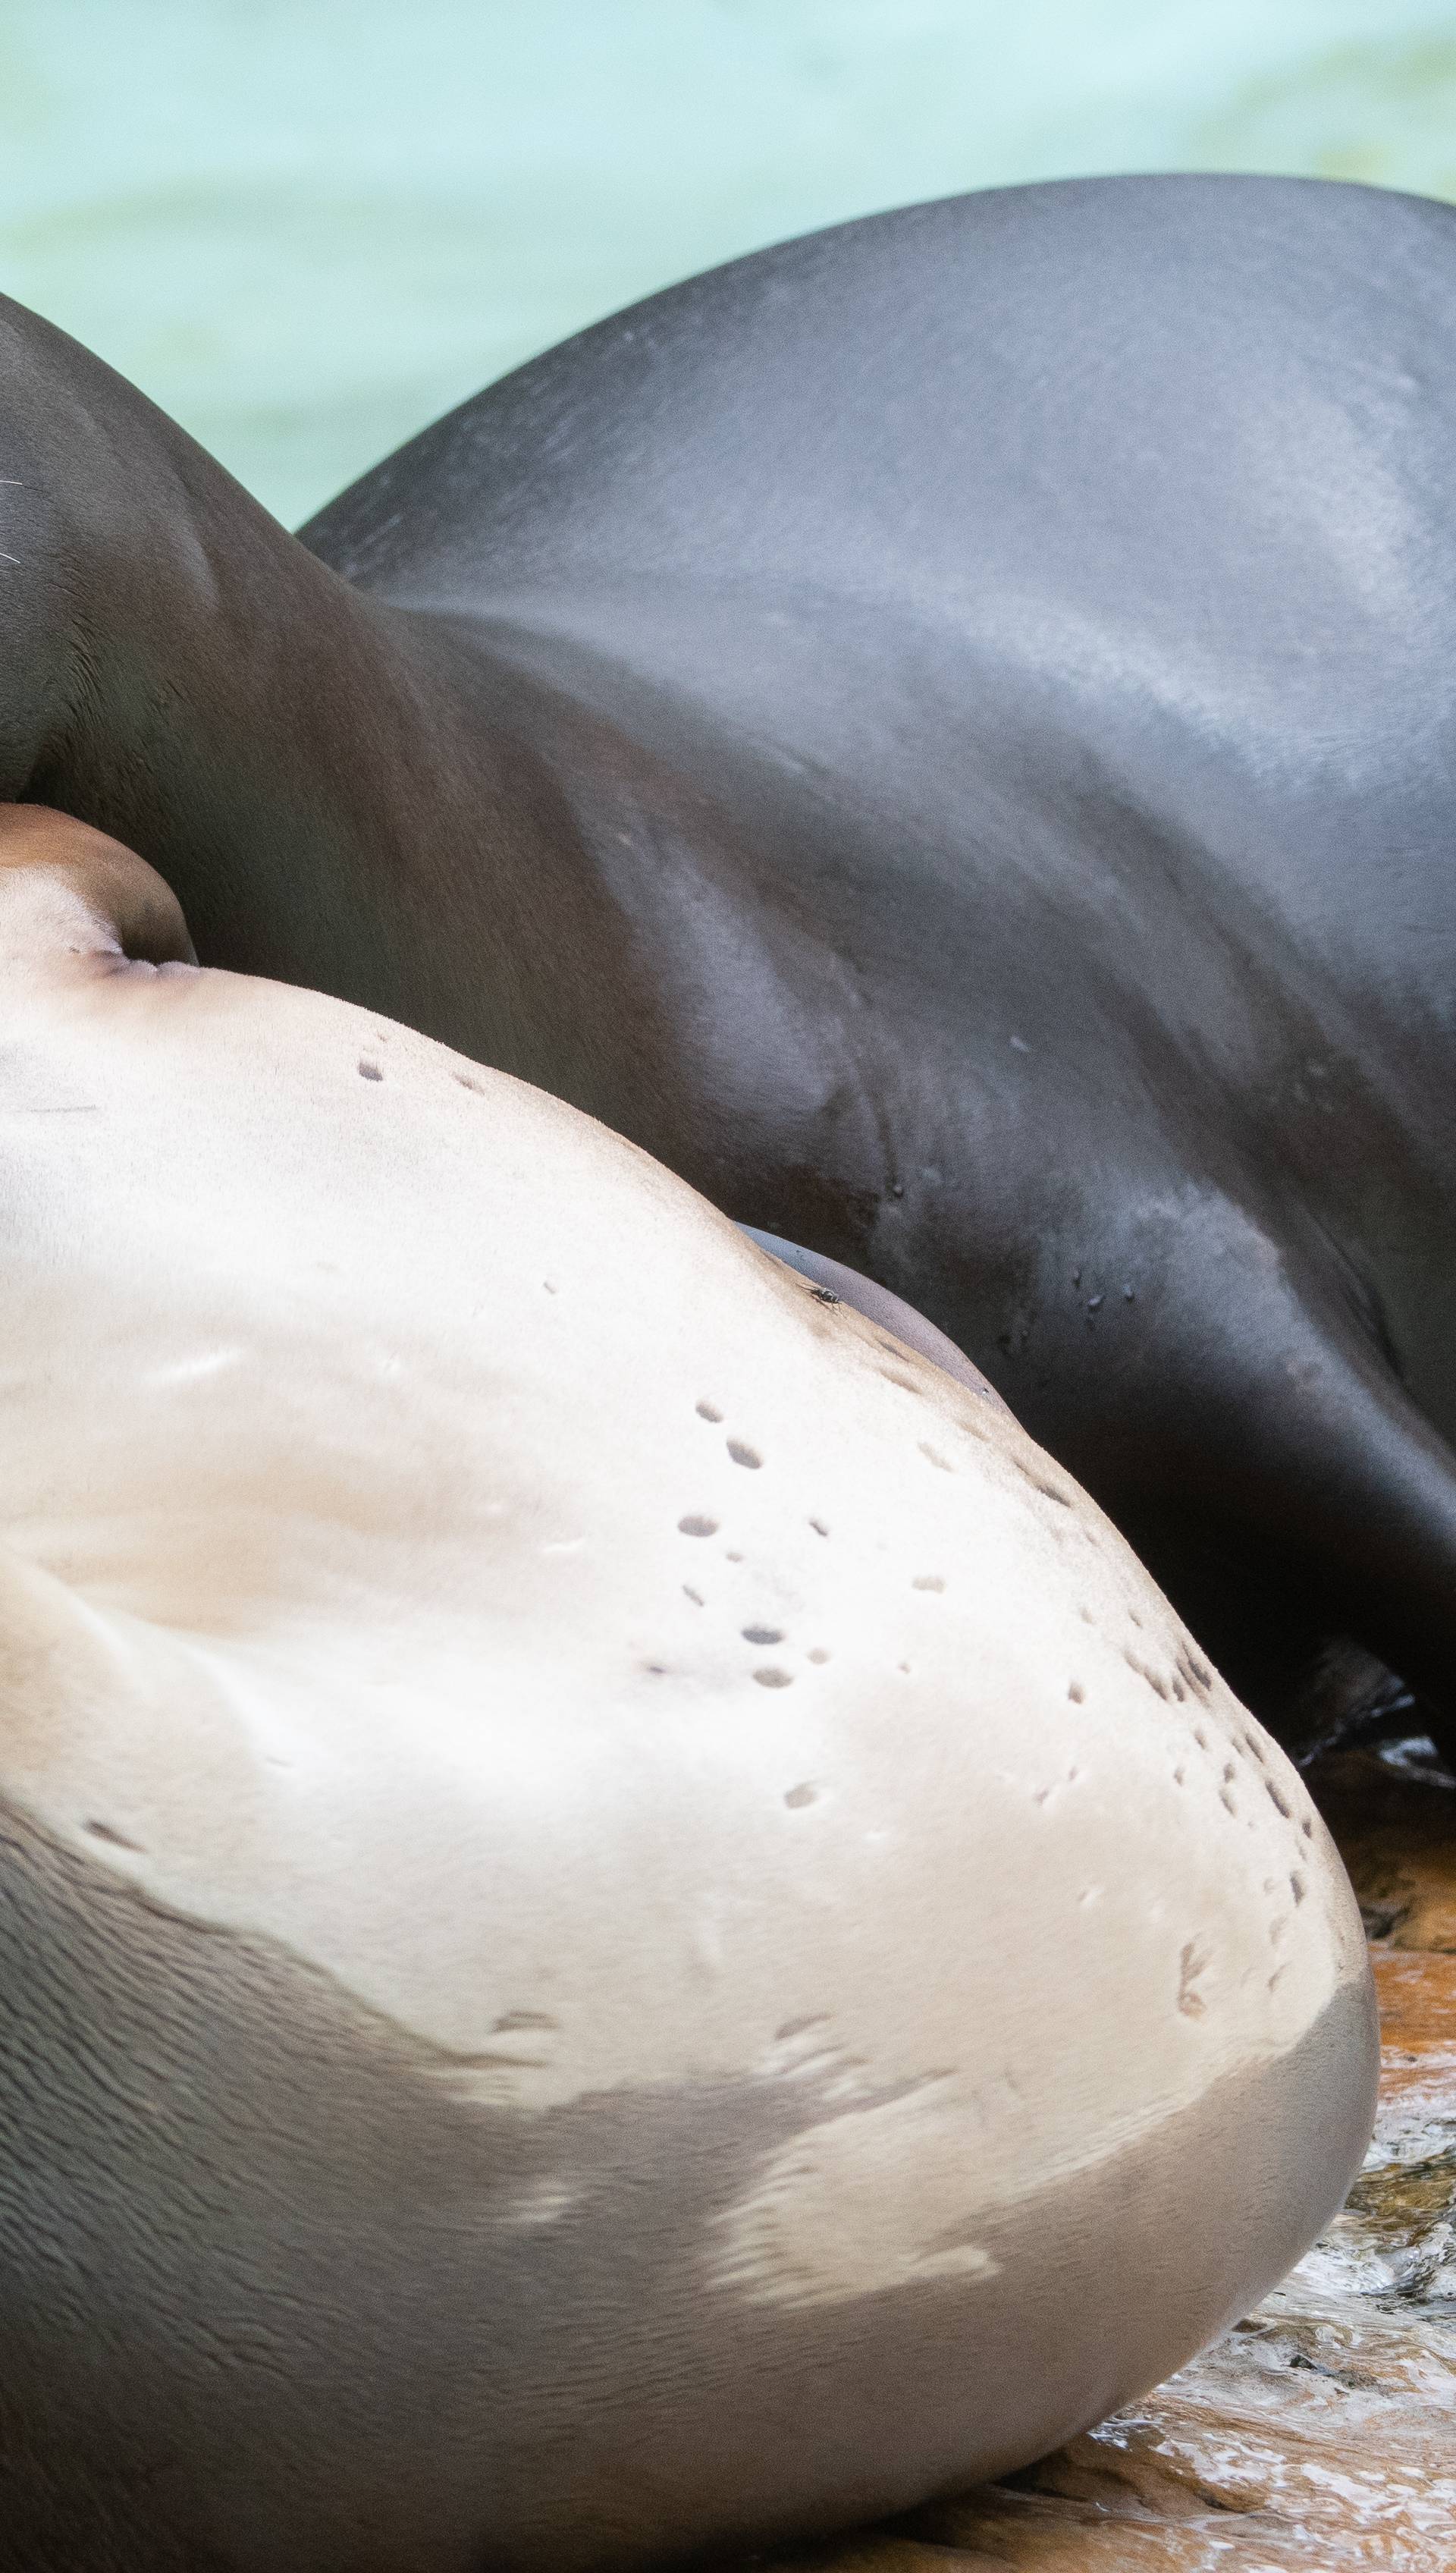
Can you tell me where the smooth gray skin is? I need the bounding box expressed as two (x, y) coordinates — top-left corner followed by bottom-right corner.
(0, 174), (1453, 1739)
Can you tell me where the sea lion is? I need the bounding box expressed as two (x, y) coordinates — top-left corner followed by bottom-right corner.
(0, 806), (1374, 2569)
(0, 174), (1452, 1740)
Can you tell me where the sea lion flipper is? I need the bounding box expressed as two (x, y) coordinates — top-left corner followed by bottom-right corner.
(1125, 1205), (1456, 1741)
(1276, 1338), (1456, 1739)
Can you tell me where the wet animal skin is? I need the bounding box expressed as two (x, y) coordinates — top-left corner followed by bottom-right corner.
(0, 810), (1376, 2568)
(0, 174), (1451, 1736)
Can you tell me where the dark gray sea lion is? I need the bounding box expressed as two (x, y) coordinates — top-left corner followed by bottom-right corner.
(0, 807), (1376, 2570)
(0, 173), (1453, 1739)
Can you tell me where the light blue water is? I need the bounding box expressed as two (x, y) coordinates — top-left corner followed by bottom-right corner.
(3, 1), (1455, 526)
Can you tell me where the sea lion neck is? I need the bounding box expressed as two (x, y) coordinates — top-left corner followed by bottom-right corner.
(0, 292), (607, 1085)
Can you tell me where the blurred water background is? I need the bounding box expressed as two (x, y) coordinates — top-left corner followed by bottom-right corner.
(4, 0), (1455, 526)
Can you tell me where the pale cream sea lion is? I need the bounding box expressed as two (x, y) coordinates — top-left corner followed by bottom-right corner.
(0, 809), (1375, 2571)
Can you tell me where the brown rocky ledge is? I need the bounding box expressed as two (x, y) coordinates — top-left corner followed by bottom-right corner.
(760, 1738), (1456, 2573)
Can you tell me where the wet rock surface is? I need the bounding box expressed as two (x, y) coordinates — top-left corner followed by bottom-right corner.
(758, 1738), (1456, 2573)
